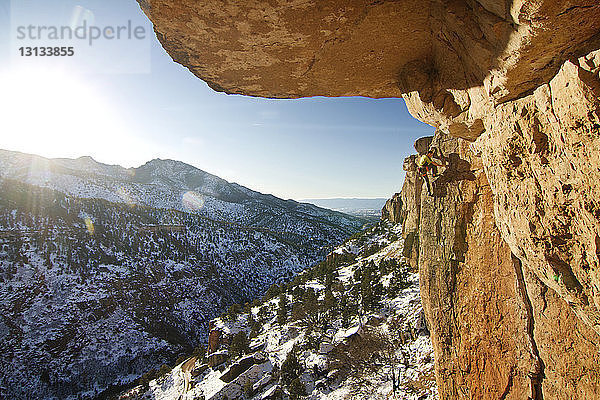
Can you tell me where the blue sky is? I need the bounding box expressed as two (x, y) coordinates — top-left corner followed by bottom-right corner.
(0, 0), (434, 200)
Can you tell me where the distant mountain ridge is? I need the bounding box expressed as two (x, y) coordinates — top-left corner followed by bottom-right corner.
(0, 149), (362, 232)
(301, 197), (387, 209)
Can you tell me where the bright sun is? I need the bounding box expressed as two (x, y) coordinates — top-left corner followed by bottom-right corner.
(0, 67), (133, 162)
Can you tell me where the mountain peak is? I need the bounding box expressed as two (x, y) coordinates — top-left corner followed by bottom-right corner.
(142, 157), (203, 173)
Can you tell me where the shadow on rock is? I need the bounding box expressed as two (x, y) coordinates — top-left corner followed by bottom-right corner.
(432, 153), (476, 198)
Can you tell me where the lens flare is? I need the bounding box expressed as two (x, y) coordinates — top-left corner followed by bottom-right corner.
(117, 187), (135, 206)
(182, 191), (205, 212)
(70, 5), (95, 29)
(84, 217), (95, 236)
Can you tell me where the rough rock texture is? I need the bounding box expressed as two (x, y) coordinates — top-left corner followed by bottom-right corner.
(138, 0), (600, 103)
(400, 1), (600, 141)
(138, 0), (431, 98)
(398, 135), (433, 269)
(410, 130), (600, 399)
(207, 322), (228, 355)
(137, 1), (600, 398)
(414, 136), (433, 155)
(414, 131), (534, 399)
(399, 155), (423, 270)
(523, 262), (600, 399)
(220, 355), (258, 383)
(474, 51), (600, 333)
(381, 192), (402, 224)
(418, 46), (600, 400)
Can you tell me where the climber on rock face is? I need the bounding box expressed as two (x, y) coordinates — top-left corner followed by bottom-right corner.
(417, 149), (444, 196)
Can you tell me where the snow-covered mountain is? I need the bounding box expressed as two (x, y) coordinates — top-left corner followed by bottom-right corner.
(128, 221), (437, 400)
(0, 150), (364, 399)
(0, 150), (362, 232)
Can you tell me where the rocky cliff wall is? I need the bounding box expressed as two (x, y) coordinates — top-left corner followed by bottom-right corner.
(404, 130), (600, 399)
(381, 193), (402, 224)
(474, 52), (600, 334)
(137, 1), (600, 398)
(415, 132), (534, 399)
(399, 155), (423, 270)
(402, 39), (600, 400)
(138, 0), (600, 101)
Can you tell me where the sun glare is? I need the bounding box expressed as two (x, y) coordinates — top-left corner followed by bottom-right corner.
(0, 68), (133, 162)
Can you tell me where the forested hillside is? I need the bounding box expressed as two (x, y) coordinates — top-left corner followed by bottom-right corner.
(0, 161), (360, 399)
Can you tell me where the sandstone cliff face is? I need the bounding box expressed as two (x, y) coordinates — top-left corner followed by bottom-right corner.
(398, 136), (433, 269)
(408, 45), (600, 400)
(137, 1), (600, 398)
(399, 155), (423, 270)
(405, 131), (600, 399)
(474, 52), (600, 333)
(414, 132), (534, 399)
(381, 193), (402, 224)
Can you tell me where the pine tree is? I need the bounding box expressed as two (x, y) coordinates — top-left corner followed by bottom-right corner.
(280, 347), (303, 385)
(192, 344), (206, 361)
(292, 284), (305, 298)
(360, 264), (381, 311)
(229, 331), (249, 358)
(339, 293), (349, 325)
(322, 288), (336, 313)
(303, 288), (322, 329)
(291, 302), (306, 321)
(288, 377), (306, 399)
(158, 364), (171, 378)
(265, 283), (280, 299)
(227, 303), (242, 321)
(248, 312), (260, 338)
(303, 289), (318, 314)
(277, 293), (288, 325)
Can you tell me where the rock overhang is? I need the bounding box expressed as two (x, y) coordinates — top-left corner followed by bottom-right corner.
(137, 0), (600, 140)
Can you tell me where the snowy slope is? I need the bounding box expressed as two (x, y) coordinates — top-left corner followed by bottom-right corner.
(0, 150), (364, 400)
(134, 221), (437, 400)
